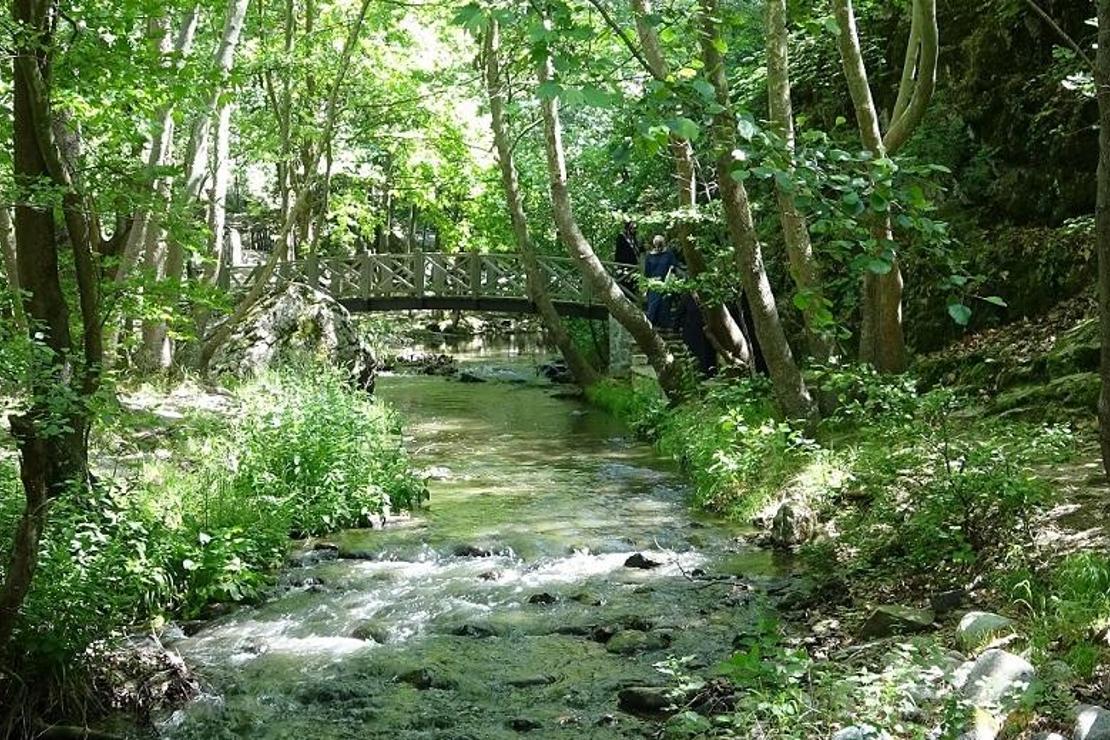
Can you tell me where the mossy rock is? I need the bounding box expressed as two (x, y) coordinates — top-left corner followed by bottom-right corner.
(992, 372), (1099, 417)
(1046, 319), (1100, 378)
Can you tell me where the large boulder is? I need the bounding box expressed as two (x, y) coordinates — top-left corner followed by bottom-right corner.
(1076, 704), (1110, 740)
(210, 283), (376, 391)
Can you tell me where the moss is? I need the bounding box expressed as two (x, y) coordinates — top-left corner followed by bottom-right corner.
(992, 372), (1099, 418)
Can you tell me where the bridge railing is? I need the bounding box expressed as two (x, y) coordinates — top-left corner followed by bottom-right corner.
(227, 251), (640, 307)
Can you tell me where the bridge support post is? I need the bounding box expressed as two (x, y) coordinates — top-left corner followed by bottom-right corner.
(413, 252), (425, 296)
(359, 252), (372, 299)
(609, 314), (633, 378)
(305, 252), (319, 288)
(469, 252), (481, 299)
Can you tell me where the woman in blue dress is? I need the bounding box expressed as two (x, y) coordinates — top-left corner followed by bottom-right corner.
(644, 235), (680, 329)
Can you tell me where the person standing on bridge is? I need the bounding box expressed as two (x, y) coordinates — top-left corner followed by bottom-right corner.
(645, 235), (680, 329)
(614, 221), (642, 297)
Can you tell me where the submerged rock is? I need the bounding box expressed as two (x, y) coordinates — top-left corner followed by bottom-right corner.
(450, 623), (499, 639)
(858, 605), (935, 639)
(604, 629), (672, 654)
(506, 675), (556, 688)
(509, 718), (542, 732)
(398, 668), (455, 690)
(350, 620), (390, 644)
(453, 544), (495, 558)
(956, 611), (1016, 651)
(210, 283), (377, 391)
(458, 370), (486, 383)
(527, 592), (557, 605)
(624, 553), (662, 569)
(617, 686), (678, 717)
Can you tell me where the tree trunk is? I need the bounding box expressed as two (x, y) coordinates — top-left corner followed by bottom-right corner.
(118, 9), (201, 280)
(1097, 0), (1110, 477)
(206, 100), (235, 288)
(629, 0), (752, 370)
(699, 0), (815, 421)
(406, 204), (418, 252)
(766, 0), (831, 362)
(0, 208), (27, 332)
(535, 45), (683, 400)
(483, 19), (599, 388)
(1, 0), (102, 658)
(832, 0), (936, 374)
(200, 0), (374, 370)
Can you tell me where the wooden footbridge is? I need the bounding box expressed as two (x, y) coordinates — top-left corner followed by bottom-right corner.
(227, 252), (638, 319)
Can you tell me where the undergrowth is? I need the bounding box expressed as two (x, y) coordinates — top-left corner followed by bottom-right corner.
(0, 364), (423, 715)
(592, 365), (1110, 721)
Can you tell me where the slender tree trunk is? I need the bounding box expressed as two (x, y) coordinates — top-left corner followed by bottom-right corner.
(200, 0), (373, 370)
(699, 0), (815, 421)
(629, 0), (752, 370)
(534, 44), (683, 400)
(483, 19), (599, 387)
(1, 0), (103, 657)
(766, 0), (831, 362)
(832, 0), (936, 373)
(0, 208), (26, 332)
(118, 9), (201, 280)
(406, 204), (418, 252)
(206, 101), (235, 288)
(1097, 0), (1110, 477)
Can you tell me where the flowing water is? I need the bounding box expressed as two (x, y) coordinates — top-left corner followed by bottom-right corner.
(156, 343), (782, 739)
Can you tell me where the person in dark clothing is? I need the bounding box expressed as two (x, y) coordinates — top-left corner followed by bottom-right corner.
(680, 294), (718, 377)
(645, 235), (681, 329)
(615, 221), (641, 296)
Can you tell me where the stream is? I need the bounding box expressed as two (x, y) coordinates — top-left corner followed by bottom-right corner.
(156, 342), (784, 739)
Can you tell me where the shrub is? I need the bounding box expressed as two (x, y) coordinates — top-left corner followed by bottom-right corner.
(0, 363), (423, 681)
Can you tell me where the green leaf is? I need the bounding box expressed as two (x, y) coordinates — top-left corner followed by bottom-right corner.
(691, 79), (715, 100)
(982, 295), (1008, 307)
(948, 302), (972, 326)
(581, 86), (614, 107)
(866, 258), (892, 275)
(559, 86), (586, 106)
(667, 117), (700, 142)
(537, 80), (561, 100)
(451, 3), (484, 31)
(737, 116), (759, 141)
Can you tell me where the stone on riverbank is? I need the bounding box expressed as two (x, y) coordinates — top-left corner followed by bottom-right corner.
(769, 500), (817, 548)
(1076, 704), (1110, 740)
(956, 611), (1016, 651)
(858, 605), (935, 639)
(831, 725), (892, 740)
(210, 283), (377, 391)
(954, 649), (1036, 709)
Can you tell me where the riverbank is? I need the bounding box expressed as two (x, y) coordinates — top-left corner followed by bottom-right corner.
(588, 367), (1110, 737)
(0, 365), (424, 735)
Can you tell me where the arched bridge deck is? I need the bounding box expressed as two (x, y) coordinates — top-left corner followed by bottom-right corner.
(228, 252), (637, 319)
